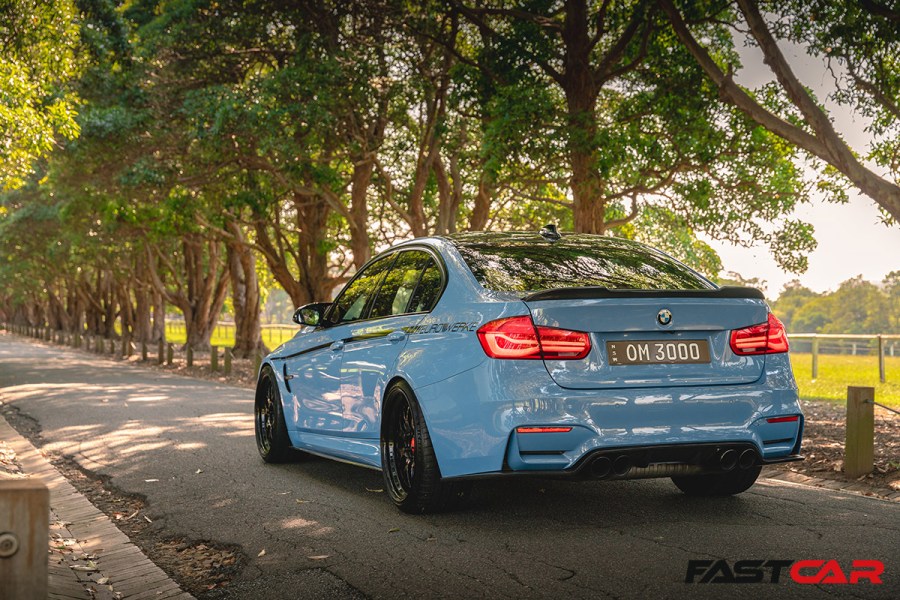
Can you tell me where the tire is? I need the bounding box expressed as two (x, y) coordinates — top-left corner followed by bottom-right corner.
(380, 381), (469, 513)
(671, 465), (762, 496)
(255, 365), (293, 463)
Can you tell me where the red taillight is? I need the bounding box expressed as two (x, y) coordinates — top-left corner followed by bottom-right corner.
(535, 326), (592, 359)
(516, 426), (573, 434)
(477, 316), (591, 360)
(730, 313), (789, 355)
(766, 415), (800, 423)
(477, 316), (542, 359)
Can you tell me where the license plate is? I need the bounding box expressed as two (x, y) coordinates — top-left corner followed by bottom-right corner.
(606, 340), (710, 366)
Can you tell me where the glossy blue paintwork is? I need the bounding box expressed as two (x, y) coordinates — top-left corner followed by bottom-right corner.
(261, 236), (803, 478)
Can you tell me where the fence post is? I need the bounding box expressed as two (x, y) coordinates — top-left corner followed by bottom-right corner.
(186, 345), (193, 367)
(224, 348), (232, 375)
(811, 337), (819, 380)
(0, 479), (49, 599)
(844, 386), (875, 478)
(158, 340), (165, 365)
(878, 335), (885, 383)
(166, 343), (174, 365)
(211, 345), (218, 372)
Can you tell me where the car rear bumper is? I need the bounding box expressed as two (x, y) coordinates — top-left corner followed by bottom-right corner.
(412, 354), (802, 478)
(447, 441), (803, 481)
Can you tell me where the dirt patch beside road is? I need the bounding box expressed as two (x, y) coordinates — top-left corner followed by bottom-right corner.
(768, 399), (900, 499)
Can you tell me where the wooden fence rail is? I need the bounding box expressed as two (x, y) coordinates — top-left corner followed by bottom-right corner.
(790, 333), (900, 383)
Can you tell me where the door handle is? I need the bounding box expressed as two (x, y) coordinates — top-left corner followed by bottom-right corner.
(387, 331), (407, 343)
(330, 341), (345, 352)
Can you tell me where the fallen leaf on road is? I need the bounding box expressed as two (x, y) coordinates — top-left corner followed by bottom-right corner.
(71, 565), (97, 572)
(257, 549), (266, 557)
(388, 528), (400, 533)
(308, 555), (330, 560)
(144, 479), (159, 482)
(97, 577), (109, 585)
(195, 469), (203, 474)
(296, 499), (310, 504)
(365, 487), (383, 493)
(143, 515), (153, 523)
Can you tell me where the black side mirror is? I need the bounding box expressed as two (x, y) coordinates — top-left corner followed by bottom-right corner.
(292, 302), (331, 326)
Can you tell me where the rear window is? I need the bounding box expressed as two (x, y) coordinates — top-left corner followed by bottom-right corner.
(447, 233), (714, 293)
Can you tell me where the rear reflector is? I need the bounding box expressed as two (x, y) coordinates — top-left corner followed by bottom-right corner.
(477, 316), (591, 360)
(516, 426), (573, 434)
(766, 415), (800, 423)
(730, 313), (789, 355)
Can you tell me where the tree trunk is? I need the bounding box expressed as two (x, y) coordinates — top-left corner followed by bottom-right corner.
(349, 162), (373, 269)
(562, 0), (605, 234)
(150, 288), (166, 343)
(227, 221), (266, 358)
(254, 195), (337, 308)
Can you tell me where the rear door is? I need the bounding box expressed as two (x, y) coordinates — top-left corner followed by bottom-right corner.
(341, 249), (445, 436)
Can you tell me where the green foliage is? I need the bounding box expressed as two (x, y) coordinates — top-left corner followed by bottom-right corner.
(772, 275), (900, 335)
(0, 0), (83, 189)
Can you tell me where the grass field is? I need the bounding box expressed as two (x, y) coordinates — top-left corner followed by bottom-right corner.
(164, 322), (296, 351)
(162, 322), (900, 408)
(791, 353), (900, 408)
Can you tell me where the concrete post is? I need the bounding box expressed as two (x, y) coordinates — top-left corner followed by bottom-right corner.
(211, 345), (218, 372)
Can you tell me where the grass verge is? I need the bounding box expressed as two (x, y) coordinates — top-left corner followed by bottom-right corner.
(791, 352), (900, 408)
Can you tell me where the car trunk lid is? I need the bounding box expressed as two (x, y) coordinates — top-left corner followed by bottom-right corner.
(524, 287), (768, 390)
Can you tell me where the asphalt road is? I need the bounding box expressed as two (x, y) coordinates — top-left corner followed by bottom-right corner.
(1, 334), (897, 599)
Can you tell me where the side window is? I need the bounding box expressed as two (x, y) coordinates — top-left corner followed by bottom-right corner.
(408, 260), (442, 313)
(329, 255), (395, 324)
(370, 251), (433, 318)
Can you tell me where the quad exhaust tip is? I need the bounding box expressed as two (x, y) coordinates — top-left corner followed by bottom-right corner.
(590, 456), (612, 479)
(612, 455), (632, 476)
(739, 449), (757, 469)
(719, 449), (738, 471)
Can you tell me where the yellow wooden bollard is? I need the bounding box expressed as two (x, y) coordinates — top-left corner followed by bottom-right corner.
(0, 479), (49, 599)
(844, 386), (875, 478)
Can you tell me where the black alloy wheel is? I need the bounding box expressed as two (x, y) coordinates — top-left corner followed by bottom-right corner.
(381, 381), (469, 513)
(254, 366), (293, 463)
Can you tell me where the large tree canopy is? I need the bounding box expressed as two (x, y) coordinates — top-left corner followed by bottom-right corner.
(660, 0), (900, 223)
(0, 0), (896, 344)
(0, 0), (82, 190)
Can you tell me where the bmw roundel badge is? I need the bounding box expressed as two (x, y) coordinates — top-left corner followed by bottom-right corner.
(657, 308), (673, 326)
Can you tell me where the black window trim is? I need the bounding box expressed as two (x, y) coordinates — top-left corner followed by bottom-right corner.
(322, 244), (448, 327)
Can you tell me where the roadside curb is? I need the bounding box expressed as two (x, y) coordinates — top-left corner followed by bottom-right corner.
(763, 468), (900, 503)
(0, 415), (194, 600)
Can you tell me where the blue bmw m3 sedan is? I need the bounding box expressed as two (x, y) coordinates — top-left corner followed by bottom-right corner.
(254, 228), (803, 513)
